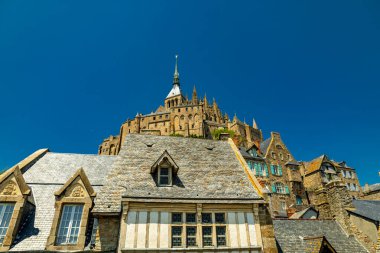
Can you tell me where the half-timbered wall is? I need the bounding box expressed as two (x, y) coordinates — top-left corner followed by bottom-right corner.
(122, 208), (262, 252)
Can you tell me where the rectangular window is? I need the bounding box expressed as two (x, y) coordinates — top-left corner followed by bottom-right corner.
(215, 213), (225, 223)
(159, 167), (170, 186)
(201, 213), (212, 223)
(186, 226), (197, 247)
(171, 226), (182, 247)
(186, 213), (196, 223)
(0, 203), (15, 245)
(216, 226), (226, 246)
(202, 226), (213, 246)
(172, 213), (182, 223)
(56, 204), (83, 245)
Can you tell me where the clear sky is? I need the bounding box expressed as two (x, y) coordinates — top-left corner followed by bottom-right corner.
(0, 1), (379, 184)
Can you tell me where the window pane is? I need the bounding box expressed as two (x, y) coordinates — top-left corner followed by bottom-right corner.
(0, 203), (14, 245)
(201, 213), (212, 223)
(202, 226), (213, 246)
(160, 168), (168, 175)
(56, 204), (83, 245)
(160, 175), (169, 185)
(215, 213), (225, 223)
(186, 213), (196, 223)
(186, 226), (197, 247)
(216, 226), (226, 246)
(172, 213), (182, 223)
(171, 226), (182, 247)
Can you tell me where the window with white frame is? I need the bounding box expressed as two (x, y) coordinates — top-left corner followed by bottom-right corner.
(274, 182), (286, 194)
(0, 203), (15, 245)
(56, 204), (84, 245)
(158, 167), (172, 186)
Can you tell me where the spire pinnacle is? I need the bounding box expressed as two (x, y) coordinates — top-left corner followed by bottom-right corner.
(253, 118), (258, 129)
(173, 54), (180, 85)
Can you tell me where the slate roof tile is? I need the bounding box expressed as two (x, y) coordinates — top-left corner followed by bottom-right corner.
(274, 219), (368, 253)
(93, 134), (262, 213)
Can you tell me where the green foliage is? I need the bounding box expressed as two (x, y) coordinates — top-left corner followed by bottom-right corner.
(211, 128), (235, 140)
(169, 133), (184, 137)
(189, 134), (205, 139)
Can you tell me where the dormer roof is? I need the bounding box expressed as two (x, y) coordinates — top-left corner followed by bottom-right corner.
(150, 150), (179, 174)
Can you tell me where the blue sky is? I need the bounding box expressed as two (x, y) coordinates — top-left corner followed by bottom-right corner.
(0, 1), (379, 184)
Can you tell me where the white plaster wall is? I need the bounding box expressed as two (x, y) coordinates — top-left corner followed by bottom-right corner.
(124, 210), (259, 249)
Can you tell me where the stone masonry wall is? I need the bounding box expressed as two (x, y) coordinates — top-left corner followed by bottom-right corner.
(316, 181), (376, 253)
(94, 216), (120, 252)
(258, 204), (278, 253)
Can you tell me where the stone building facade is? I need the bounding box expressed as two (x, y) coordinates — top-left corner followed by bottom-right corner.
(0, 134), (278, 252)
(258, 132), (308, 217)
(301, 155), (362, 204)
(363, 183), (380, 200)
(314, 181), (380, 253)
(98, 56), (262, 155)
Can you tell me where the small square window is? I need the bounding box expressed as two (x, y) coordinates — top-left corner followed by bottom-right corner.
(201, 213), (212, 223)
(186, 213), (196, 223)
(172, 213), (182, 223)
(178, 109), (181, 112)
(215, 213), (225, 223)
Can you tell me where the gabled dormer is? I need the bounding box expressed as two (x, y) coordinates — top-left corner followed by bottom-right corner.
(47, 168), (95, 251)
(151, 150), (179, 186)
(0, 166), (31, 251)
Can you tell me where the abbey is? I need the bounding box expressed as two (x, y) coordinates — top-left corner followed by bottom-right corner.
(98, 55), (262, 156)
(1, 56), (379, 253)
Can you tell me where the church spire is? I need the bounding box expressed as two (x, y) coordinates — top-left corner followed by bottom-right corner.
(253, 118), (258, 129)
(173, 54), (180, 85)
(192, 85), (198, 104)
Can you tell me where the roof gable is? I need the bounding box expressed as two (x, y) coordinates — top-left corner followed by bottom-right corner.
(304, 155), (328, 175)
(0, 166), (30, 196)
(150, 150), (179, 174)
(55, 168), (96, 197)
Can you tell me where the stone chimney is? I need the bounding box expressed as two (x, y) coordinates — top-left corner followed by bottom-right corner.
(314, 181), (376, 252)
(315, 181), (354, 233)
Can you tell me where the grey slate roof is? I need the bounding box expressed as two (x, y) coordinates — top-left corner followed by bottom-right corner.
(274, 219), (368, 253)
(260, 138), (271, 155)
(350, 200), (380, 222)
(11, 152), (116, 251)
(289, 207), (318, 219)
(94, 134), (262, 213)
(11, 185), (59, 251)
(23, 153), (117, 185)
(239, 147), (253, 159)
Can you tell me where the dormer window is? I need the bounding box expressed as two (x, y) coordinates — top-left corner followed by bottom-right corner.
(151, 150), (179, 187)
(0, 203), (15, 245)
(56, 204), (84, 245)
(158, 167), (172, 186)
